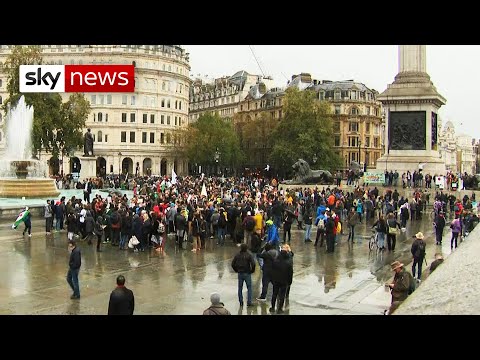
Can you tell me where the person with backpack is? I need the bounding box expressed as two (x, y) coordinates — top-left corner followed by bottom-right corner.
(387, 261), (414, 315)
(346, 207), (359, 243)
(411, 232), (426, 281)
(242, 211), (256, 248)
(372, 214), (387, 250)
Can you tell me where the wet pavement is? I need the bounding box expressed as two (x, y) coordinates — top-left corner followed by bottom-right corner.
(0, 213), (454, 315)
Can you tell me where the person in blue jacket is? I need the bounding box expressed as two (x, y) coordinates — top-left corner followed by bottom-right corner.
(314, 204), (327, 246)
(266, 219), (279, 248)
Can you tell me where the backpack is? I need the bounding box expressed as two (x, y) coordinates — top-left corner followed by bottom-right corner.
(245, 217), (255, 231)
(407, 272), (416, 295)
(318, 218), (325, 229)
(416, 240), (426, 258)
(218, 213), (226, 228)
(158, 222), (165, 234)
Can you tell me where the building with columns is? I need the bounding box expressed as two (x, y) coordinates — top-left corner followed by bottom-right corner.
(0, 45), (191, 178)
(437, 120), (457, 171)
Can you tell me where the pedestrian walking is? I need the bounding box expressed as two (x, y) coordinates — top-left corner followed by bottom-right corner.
(67, 240), (81, 299)
(411, 232), (426, 280)
(108, 275), (135, 315)
(231, 243), (256, 307)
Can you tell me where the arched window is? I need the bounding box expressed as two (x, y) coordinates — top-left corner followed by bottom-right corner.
(98, 112), (103, 122)
(98, 131), (103, 142)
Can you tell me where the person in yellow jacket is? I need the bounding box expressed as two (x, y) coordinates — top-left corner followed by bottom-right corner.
(254, 210), (264, 236)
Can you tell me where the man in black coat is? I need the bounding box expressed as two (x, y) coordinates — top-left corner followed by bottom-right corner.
(434, 212), (446, 245)
(108, 275), (135, 315)
(270, 249), (293, 314)
(67, 240), (81, 299)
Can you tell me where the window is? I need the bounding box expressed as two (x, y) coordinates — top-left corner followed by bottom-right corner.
(142, 132), (147, 143)
(105, 114), (108, 122)
(105, 135), (108, 143)
(150, 132), (154, 143)
(366, 106), (371, 115)
(143, 114), (147, 123)
(365, 136), (370, 147)
(334, 91), (341, 100)
(166, 133), (171, 143)
(97, 131), (103, 142)
(130, 132), (135, 143)
(175, 100), (178, 109)
(333, 122), (340, 132)
(122, 95), (127, 105)
(161, 99), (165, 107)
(91, 95), (96, 105)
(98, 112), (103, 122)
(374, 124), (379, 135)
(179, 117), (182, 126)
(167, 116), (170, 125)
(150, 114), (155, 124)
(240, 105), (243, 111)
(366, 122), (370, 133)
(131, 96), (135, 105)
(167, 100), (170, 108)
(334, 136), (340, 147)
(161, 115), (164, 124)
(121, 131), (126, 142)
(175, 116), (177, 126)
(351, 90), (357, 100)
(348, 137), (359, 147)
(160, 133), (164, 144)
(122, 113), (127, 122)
(374, 137), (379, 147)
(351, 107), (359, 115)
(334, 105), (341, 115)
(93, 113), (96, 122)
(107, 94), (112, 104)
(349, 122), (358, 132)
(179, 101), (182, 110)
(319, 91), (324, 100)
(162, 82), (166, 90)
(0, 79), (2, 88)
(130, 113), (135, 122)
(99, 95), (104, 105)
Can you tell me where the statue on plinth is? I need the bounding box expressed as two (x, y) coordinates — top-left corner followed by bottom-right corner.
(281, 159), (333, 185)
(84, 128), (94, 156)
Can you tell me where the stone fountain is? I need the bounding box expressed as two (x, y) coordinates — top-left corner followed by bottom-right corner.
(0, 96), (60, 198)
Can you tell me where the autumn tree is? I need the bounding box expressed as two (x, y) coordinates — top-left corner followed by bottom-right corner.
(183, 113), (244, 174)
(269, 87), (340, 176)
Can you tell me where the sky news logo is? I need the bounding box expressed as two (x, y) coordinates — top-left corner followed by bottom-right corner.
(19, 65), (135, 93)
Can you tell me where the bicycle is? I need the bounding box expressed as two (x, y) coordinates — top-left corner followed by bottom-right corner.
(368, 229), (378, 251)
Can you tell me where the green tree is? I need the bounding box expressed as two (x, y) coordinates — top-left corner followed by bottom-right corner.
(269, 87), (340, 175)
(2, 45), (90, 157)
(240, 113), (278, 169)
(184, 113), (244, 173)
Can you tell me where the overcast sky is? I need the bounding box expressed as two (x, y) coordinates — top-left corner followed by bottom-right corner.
(184, 45), (478, 139)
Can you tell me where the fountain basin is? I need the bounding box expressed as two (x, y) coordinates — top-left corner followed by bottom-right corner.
(0, 179), (60, 198)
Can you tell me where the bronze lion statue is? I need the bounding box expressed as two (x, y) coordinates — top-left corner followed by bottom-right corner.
(281, 159), (334, 185)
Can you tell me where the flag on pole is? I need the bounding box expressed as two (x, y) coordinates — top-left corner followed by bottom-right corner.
(171, 169), (177, 185)
(201, 183), (207, 197)
(12, 209), (29, 229)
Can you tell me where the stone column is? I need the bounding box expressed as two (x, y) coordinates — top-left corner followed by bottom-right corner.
(399, 45), (426, 73)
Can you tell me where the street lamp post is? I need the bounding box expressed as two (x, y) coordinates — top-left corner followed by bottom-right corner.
(214, 147), (220, 176)
(118, 152), (122, 175)
(364, 144), (368, 172)
(358, 139), (362, 164)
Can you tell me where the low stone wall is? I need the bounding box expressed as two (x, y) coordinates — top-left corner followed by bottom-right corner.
(394, 223), (480, 315)
(0, 205), (45, 219)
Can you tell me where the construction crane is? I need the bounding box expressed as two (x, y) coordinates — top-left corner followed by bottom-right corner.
(248, 45), (267, 78)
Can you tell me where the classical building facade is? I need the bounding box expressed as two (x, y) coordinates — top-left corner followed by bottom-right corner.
(311, 79), (383, 170)
(0, 45), (191, 178)
(189, 70), (273, 123)
(438, 120), (457, 171)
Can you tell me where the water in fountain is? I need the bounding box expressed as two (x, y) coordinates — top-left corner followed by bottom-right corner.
(0, 96), (47, 178)
(0, 94), (59, 199)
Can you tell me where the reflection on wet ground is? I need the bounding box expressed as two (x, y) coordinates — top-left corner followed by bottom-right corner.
(0, 214), (451, 315)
